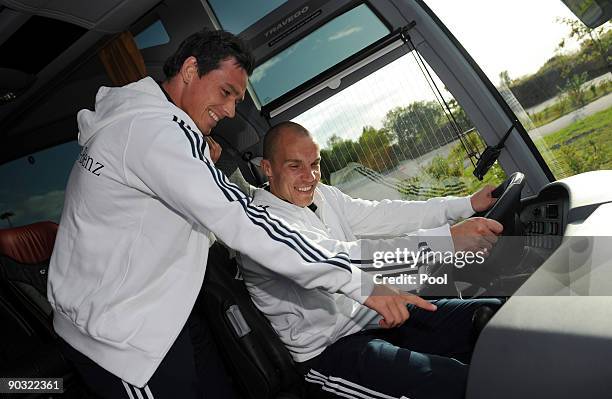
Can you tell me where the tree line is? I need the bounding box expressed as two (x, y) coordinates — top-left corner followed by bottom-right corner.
(319, 100), (473, 183)
(502, 24), (611, 109)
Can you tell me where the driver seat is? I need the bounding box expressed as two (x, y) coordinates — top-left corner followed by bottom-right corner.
(200, 242), (304, 399)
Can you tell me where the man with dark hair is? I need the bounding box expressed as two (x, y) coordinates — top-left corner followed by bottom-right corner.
(162, 29), (254, 79)
(161, 28), (255, 164)
(239, 121), (504, 399)
(48, 29), (431, 399)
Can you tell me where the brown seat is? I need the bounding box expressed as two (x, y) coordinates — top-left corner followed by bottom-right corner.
(0, 221), (58, 321)
(0, 221), (58, 264)
(0, 221), (93, 396)
(0, 222), (64, 373)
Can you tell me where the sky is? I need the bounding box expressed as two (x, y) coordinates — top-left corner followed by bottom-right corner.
(294, 0), (595, 148)
(294, 55), (449, 146)
(424, 0), (581, 83)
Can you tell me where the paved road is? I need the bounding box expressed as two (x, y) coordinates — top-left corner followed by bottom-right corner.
(528, 91), (612, 140)
(525, 73), (611, 115)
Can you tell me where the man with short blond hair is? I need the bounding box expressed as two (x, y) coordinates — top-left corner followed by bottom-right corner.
(239, 121), (503, 399)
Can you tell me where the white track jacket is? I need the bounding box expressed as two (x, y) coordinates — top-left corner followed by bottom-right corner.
(238, 185), (474, 362)
(47, 77), (376, 387)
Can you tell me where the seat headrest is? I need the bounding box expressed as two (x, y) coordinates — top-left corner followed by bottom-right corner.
(0, 222), (59, 264)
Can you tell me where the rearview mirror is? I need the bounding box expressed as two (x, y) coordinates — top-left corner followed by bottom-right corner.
(561, 0), (612, 28)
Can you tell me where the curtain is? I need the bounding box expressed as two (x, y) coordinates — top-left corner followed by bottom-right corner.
(98, 31), (147, 86)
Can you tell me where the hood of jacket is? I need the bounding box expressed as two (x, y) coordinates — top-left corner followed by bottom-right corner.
(76, 77), (169, 146)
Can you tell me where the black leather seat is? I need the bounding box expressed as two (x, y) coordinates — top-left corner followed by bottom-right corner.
(200, 242), (304, 399)
(0, 221), (89, 397)
(200, 242), (505, 399)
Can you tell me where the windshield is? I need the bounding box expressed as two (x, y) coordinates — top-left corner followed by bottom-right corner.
(426, 0), (611, 179)
(293, 48), (505, 202)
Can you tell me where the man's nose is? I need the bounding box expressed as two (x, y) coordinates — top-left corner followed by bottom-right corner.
(302, 168), (316, 181)
(222, 100), (236, 118)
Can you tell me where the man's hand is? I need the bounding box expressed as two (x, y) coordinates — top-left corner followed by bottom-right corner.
(363, 284), (437, 328)
(205, 135), (222, 163)
(471, 184), (497, 212)
(450, 217), (503, 253)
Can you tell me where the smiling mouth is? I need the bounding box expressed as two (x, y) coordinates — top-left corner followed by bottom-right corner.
(208, 109), (219, 123)
(296, 186), (313, 193)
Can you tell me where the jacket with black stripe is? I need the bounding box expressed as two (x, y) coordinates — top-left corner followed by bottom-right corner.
(238, 185), (474, 363)
(47, 77), (374, 388)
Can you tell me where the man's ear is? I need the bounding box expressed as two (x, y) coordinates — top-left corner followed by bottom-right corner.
(180, 56), (198, 84)
(260, 159), (273, 179)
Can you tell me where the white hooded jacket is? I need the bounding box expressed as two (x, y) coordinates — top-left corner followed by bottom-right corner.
(47, 77), (376, 387)
(238, 184), (474, 362)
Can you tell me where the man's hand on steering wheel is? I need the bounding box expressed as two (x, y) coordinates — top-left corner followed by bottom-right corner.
(470, 184), (498, 212)
(450, 218), (503, 254)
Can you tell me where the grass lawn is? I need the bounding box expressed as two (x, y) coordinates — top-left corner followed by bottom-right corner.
(403, 106), (611, 199)
(536, 106), (612, 178)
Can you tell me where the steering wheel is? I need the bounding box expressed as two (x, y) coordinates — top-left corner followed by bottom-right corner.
(484, 172), (525, 223)
(453, 172), (526, 296)
(473, 172), (525, 236)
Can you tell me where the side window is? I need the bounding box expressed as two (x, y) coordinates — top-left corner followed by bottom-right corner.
(293, 54), (506, 201)
(133, 19), (170, 50)
(0, 141), (79, 228)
